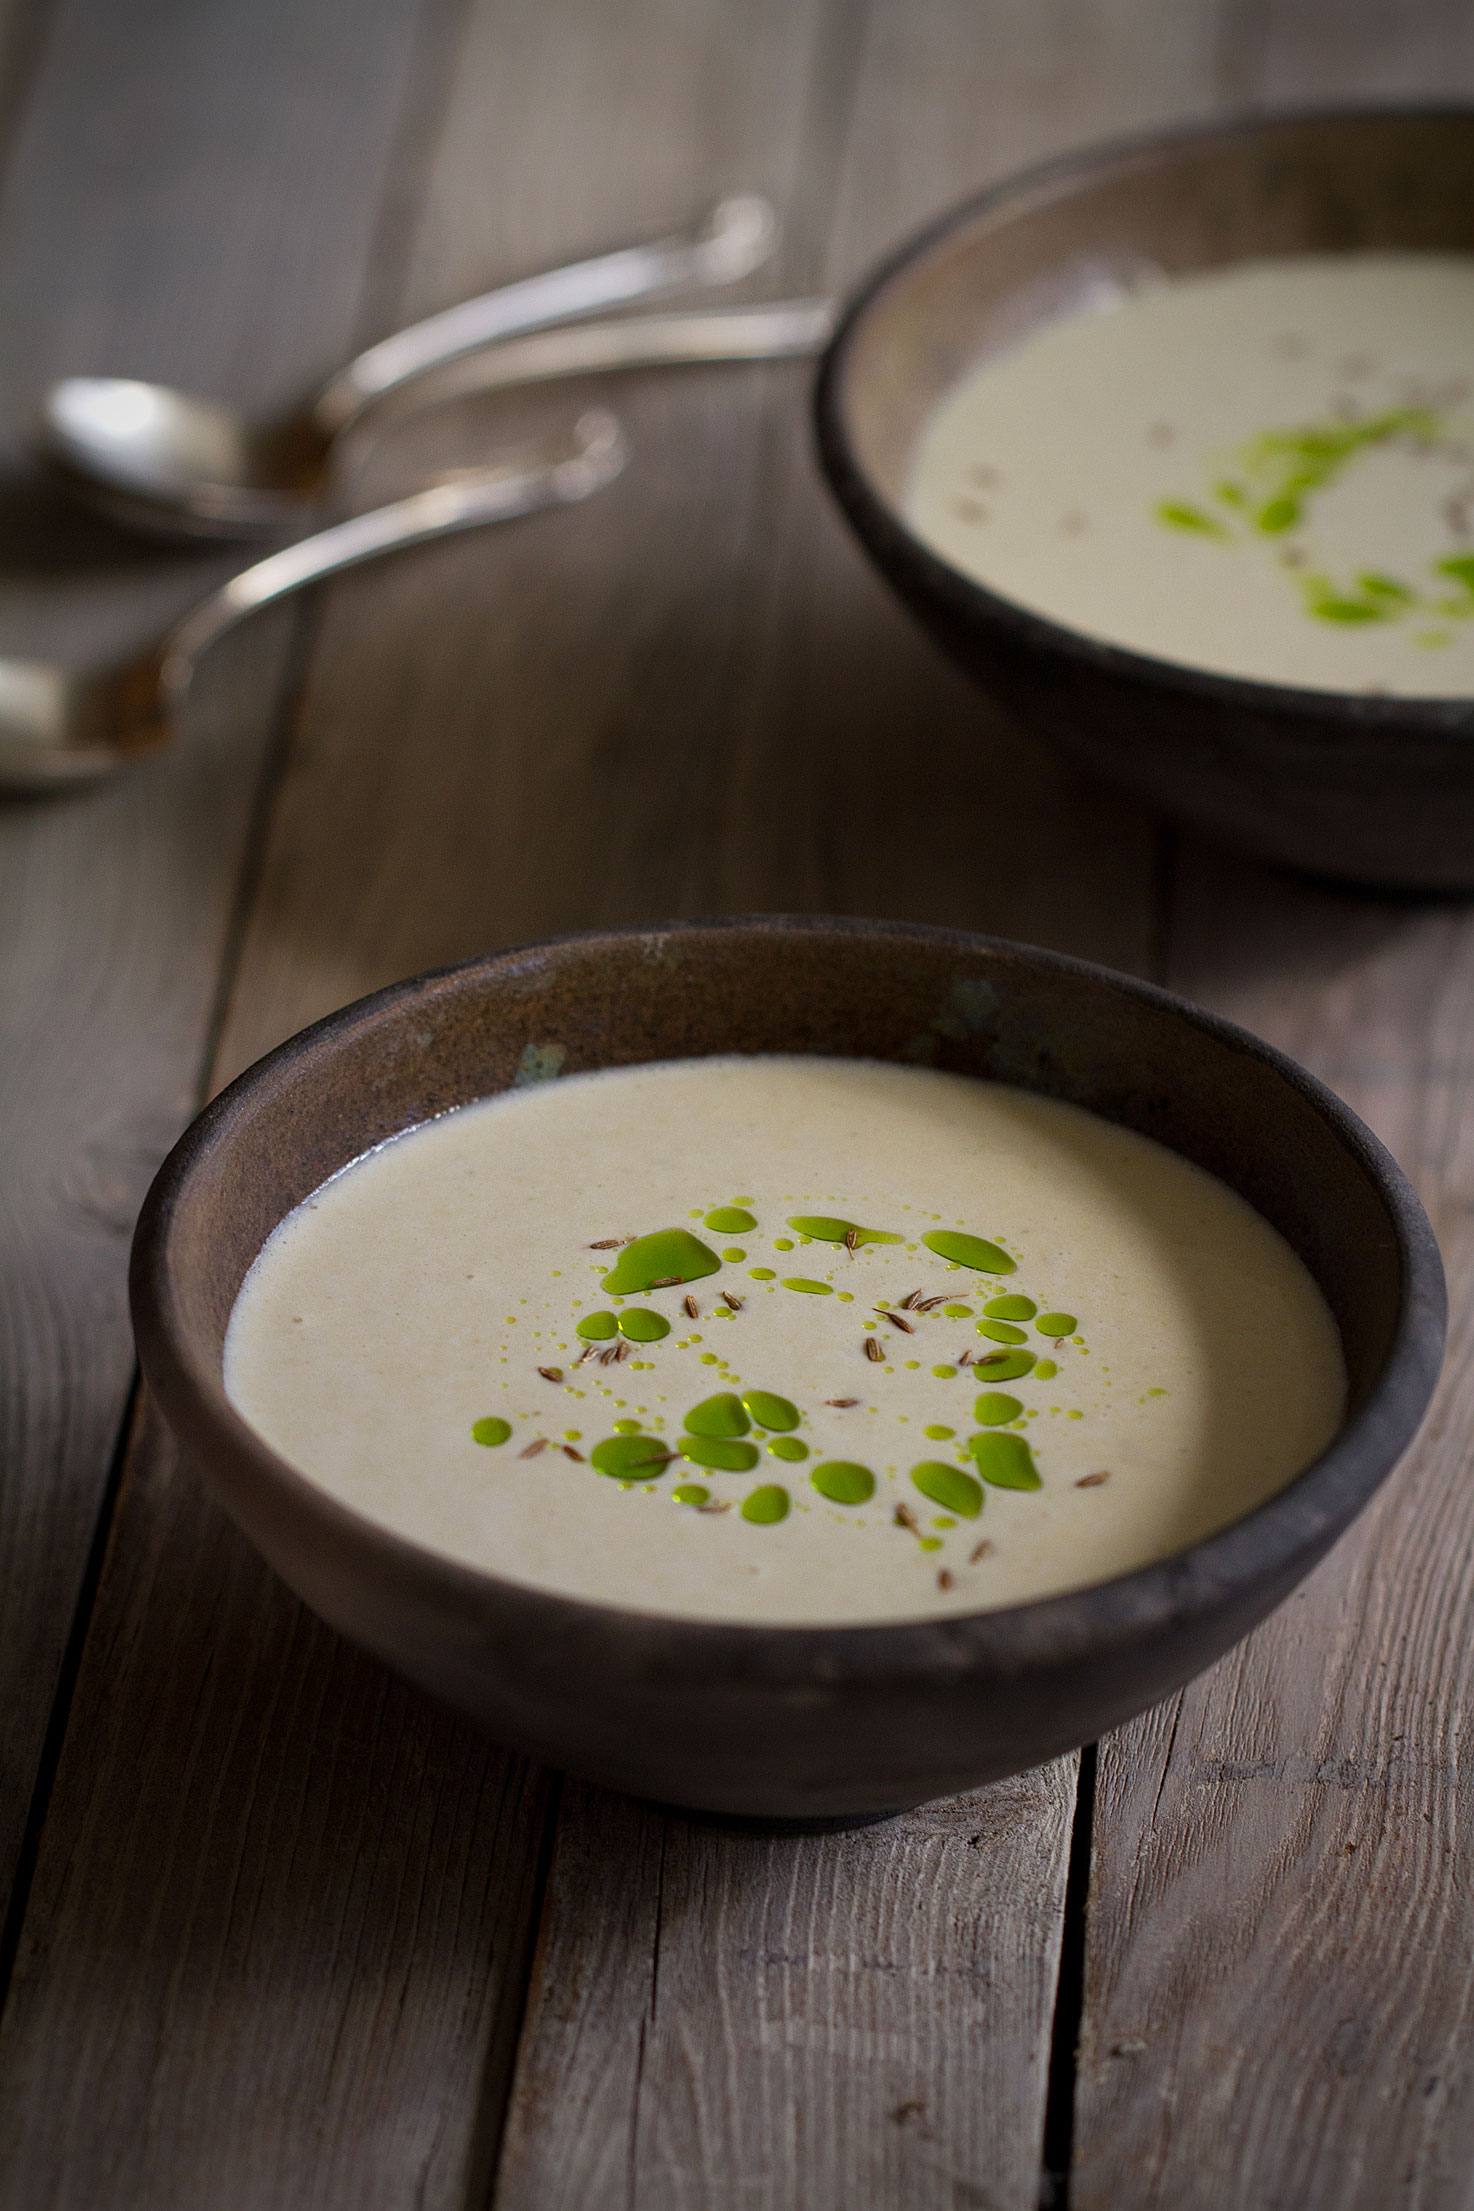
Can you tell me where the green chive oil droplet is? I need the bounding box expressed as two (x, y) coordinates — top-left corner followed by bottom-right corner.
(973, 1392), (1023, 1426)
(672, 1483), (710, 1505)
(1037, 1312), (1078, 1336)
(601, 1228), (721, 1295)
(942, 1303), (974, 1319)
(972, 1348), (1036, 1383)
(576, 1311), (619, 1341)
(924, 1424), (955, 1440)
(968, 1433), (1042, 1490)
(619, 1307), (671, 1342)
(922, 1229), (1015, 1274)
(785, 1215), (903, 1247)
(768, 1437), (808, 1462)
(782, 1278), (833, 1296)
(910, 1461), (983, 1517)
(613, 1417), (642, 1434)
(810, 1460), (875, 1505)
(684, 1393), (750, 1438)
(742, 1484), (790, 1524)
(741, 1389), (799, 1432)
(591, 1435), (671, 1480)
(984, 1294), (1037, 1321)
(471, 1417), (511, 1447)
(1033, 1358), (1058, 1381)
(976, 1319), (1027, 1343)
(680, 1435), (760, 1473)
(705, 1207), (756, 1233)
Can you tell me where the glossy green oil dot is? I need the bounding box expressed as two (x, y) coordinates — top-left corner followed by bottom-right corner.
(968, 1432), (1042, 1490)
(685, 1392), (750, 1438)
(924, 1424), (955, 1441)
(918, 1536), (943, 1553)
(723, 1247), (747, 1262)
(672, 1483), (709, 1505)
(1037, 1312), (1078, 1337)
(977, 1319), (1027, 1344)
(619, 1308), (671, 1343)
(972, 1348), (1036, 1383)
(774, 1238), (794, 1251)
(974, 1392), (1023, 1426)
(942, 1303), (974, 1319)
(742, 1389), (799, 1432)
(911, 1461), (983, 1517)
(471, 1417), (512, 1447)
(768, 1437), (808, 1462)
(922, 1229), (1015, 1275)
(576, 1311), (618, 1341)
(742, 1484), (790, 1525)
(601, 1228), (721, 1295)
(705, 1207), (756, 1234)
(785, 1214), (903, 1248)
(810, 1461), (875, 1505)
(700, 1353), (719, 1365)
(591, 1434), (671, 1480)
(749, 1267), (776, 1281)
(782, 1277), (832, 1296)
(836, 1291), (854, 1303)
(614, 1418), (642, 1434)
(1033, 1358), (1058, 1381)
(931, 1364), (957, 1380)
(985, 1294), (1037, 1321)
(933, 1517), (956, 1530)
(680, 1435), (760, 1473)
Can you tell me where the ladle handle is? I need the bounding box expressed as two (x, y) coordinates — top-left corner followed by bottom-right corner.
(160, 410), (627, 688)
(314, 195), (776, 433)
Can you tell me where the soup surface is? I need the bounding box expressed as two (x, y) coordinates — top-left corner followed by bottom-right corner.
(904, 253), (1474, 694)
(224, 1055), (1345, 1624)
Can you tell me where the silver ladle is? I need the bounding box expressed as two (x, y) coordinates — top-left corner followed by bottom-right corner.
(0, 410), (626, 792)
(38, 195), (775, 539)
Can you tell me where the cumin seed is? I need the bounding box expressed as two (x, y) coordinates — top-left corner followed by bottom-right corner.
(599, 1346), (620, 1365)
(588, 1237), (630, 1249)
(969, 1540), (993, 1563)
(720, 1291), (744, 1311)
(826, 1397), (859, 1408)
(937, 1569), (954, 1592)
(650, 1275), (682, 1288)
(537, 1366), (563, 1383)
(878, 1308), (914, 1334)
(519, 1438), (548, 1459)
(894, 1502), (919, 1531)
(896, 1289), (920, 1310)
(864, 1337), (884, 1363)
(697, 1500), (731, 1514)
(563, 1446), (585, 1462)
(914, 1294), (949, 1312)
(844, 1227), (858, 1257)
(1076, 1471), (1111, 1488)
(684, 1295), (699, 1319)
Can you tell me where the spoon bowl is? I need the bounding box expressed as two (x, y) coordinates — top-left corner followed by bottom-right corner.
(40, 197), (776, 539)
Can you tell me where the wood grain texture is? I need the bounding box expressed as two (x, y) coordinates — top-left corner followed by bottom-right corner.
(1071, 14), (1474, 2205)
(495, 1773), (1076, 2211)
(0, 0), (447, 1937)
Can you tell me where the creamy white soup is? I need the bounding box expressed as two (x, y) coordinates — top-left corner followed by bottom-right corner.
(223, 1055), (1345, 1625)
(905, 253), (1474, 694)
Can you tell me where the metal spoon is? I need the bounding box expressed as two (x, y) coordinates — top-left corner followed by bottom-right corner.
(0, 410), (626, 793)
(38, 195), (774, 539)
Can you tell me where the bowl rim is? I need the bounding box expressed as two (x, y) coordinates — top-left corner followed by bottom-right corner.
(814, 100), (1474, 729)
(130, 914), (1446, 1677)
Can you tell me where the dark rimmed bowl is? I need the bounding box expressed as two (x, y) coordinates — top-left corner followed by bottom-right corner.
(130, 918), (1444, 1818)
(815, 108), (1474, 892)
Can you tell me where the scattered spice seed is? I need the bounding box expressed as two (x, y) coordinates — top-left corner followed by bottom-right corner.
(537, 1366), (563, 1383)
(864, 1337), (885, 1363)
(697, 1500), (731, 1514)
(844, 1227), (858, 1258)
(826, 1397), (859, 1408)
(969, 1540), (994, 1563)
(914, 1294), (949, 1312)
(1076, 1471), (1111, 1488)
(896, 1289), (921, 1310)
(630, 1451), (678, 1470)
(519, 1439), (548, 1460)
(562, 1446), (585, 1463)
(684, 1295), (699, 1319)
(894, 1502), (919, 1532)
(720, 1291), (744, 1311)
(616, 1339), (631, 1361)
(588, 1237), (630, 1249)
(650, 1275), (682, 1288)
(957, 1349), (975, 1367)
(937, 1569), (954, 1592)
(575, 1345), (595, 1365)
(599, 1346), (621, 1366)
(878, 1308), (915, 1334)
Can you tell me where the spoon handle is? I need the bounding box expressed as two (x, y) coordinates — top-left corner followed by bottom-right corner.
(160, 410), (627, 687)
(315, 195), (776, 433)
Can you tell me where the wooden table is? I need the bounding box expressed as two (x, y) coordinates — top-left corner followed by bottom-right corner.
(1, 3), (1470, 2204)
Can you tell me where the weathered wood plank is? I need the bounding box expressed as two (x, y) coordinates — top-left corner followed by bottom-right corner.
(0, 0), (446, 1945)
(1072, 14), (1474, 2203)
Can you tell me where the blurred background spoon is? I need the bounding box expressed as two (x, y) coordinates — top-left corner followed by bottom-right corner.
(0, 410), (626, 791)
(37, 195), (772, 540)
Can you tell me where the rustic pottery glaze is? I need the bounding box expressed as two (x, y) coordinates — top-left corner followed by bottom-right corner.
(815, 109), (1474, 890)
(130, 919), (1444, 1818)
